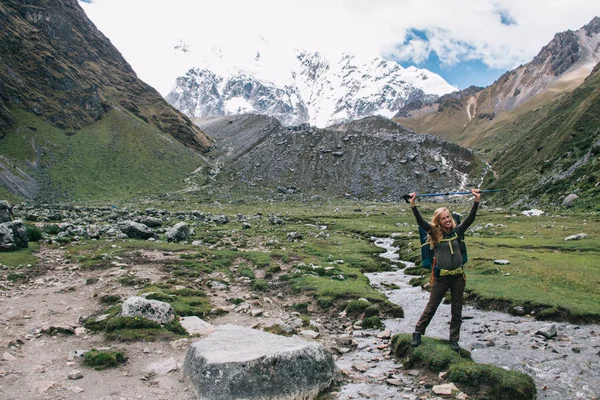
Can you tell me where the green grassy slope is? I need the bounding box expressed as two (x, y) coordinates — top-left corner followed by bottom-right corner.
(479, 68), (600, 209)
(0, 108), (208, 202)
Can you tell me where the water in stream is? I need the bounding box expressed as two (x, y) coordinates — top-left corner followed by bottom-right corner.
(334, 237), (599, 400)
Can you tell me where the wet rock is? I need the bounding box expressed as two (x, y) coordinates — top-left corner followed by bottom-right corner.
(513, 306), (525, 315)
(352, 361), (370, 372)
(376, 329), (391, 339)
(184, 324), (340, 400)
(433, 382), (459, 395)
(536, 323), (558, 339)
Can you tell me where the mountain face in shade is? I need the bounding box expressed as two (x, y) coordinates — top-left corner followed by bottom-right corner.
(0, 0), (212, 150)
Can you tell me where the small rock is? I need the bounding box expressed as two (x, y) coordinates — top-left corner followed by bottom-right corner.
(142, 357), (180, 375)
(74, 327), (87, 336)
(300, 330), (320, 339)
(35, 381), (56, 393)
(352, 361), (370, 372)
(67, 370), (83, 380)
(494, 259), (510, 265)
(564, 233), (588, 241)
(69, 386), (85, 393)
(433, 382), (459, 395)
(170, 338), (190, 350)
(2, 352), (16, 361)
(536, 323), (558, 339)
(376, 329), (391, 339)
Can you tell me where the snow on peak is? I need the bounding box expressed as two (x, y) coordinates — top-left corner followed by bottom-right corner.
(166, 50), (457, 127)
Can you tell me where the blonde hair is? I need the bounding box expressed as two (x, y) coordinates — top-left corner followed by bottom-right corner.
(428, 207), (456, 248)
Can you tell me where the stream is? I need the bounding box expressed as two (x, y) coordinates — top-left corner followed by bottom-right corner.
(334, 237), (599, 400)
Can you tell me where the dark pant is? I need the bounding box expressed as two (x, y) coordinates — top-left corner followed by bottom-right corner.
(414, 274), (466, 342)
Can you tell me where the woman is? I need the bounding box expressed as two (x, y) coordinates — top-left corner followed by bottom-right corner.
(408, 188), (481, 351)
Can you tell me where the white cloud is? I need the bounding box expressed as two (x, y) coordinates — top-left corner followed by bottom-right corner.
(80, 0), (599, 95)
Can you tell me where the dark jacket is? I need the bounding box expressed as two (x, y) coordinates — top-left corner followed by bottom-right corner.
(412, 202), (479, 270)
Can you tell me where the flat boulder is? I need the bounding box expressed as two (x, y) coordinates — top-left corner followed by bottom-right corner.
(184, 324), (340, 400)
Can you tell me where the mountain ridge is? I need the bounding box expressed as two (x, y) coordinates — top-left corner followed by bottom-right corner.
(166, 51), (457, 128)
(394, 16), (600, 146)
(0, 0), (212, 151)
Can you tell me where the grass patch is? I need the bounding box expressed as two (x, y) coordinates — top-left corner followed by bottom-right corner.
(84, 349), (127, 370)
(391, 333), (536, 400)
(0, 242), (39, 268)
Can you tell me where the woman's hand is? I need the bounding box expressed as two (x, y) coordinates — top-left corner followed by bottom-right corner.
(409, 192), (417, 207)
(471, 188), (481, 202)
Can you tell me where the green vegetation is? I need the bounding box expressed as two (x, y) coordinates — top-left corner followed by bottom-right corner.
(0, 108), (207, 202)
(83, 349), (127, 370)
(391, 333), (536, 400)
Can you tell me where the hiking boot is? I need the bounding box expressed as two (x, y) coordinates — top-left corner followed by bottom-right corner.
(450, 341), (460, 352)
(411, 332), (422, 347)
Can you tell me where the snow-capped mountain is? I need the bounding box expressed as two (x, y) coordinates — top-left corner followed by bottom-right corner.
(166, 51), (457, 128)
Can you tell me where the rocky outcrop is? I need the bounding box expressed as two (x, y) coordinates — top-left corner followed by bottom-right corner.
(198, 114), (475, 201)
(120, 296), (175, 325)
(0, 200), (12, 223)
(395, 17), (600, 143)
(183, 325), (340, 400)
(0, 220), (28, 251)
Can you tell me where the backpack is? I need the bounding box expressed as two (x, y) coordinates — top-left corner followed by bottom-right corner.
(418, 212), (468, 270)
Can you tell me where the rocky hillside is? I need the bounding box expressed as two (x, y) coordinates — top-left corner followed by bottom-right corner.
(479, 60), (600, 209)
(196, 115), (478, 201)
(0, 0), (211, 151)
(394, 16), (600, 146)
(0, 0), (216, 202)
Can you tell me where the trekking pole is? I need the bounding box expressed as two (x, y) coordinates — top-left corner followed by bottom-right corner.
(401, 189), (507, 203)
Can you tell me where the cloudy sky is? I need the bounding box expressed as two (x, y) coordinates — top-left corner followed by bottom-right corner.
(80, 0), (599, 95)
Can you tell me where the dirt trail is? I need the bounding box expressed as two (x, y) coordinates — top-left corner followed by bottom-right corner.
(0, 246), (357, 400)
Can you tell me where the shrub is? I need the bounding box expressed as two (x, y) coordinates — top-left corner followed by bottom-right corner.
(363, 305), (380, 318)
(252, 279), (270, 292)
(25, 224), (43, 241)
(42, 224), (60, 235)
(345, 299), (371, 316)
(361, 316), (383, 329)
(292, 303), (309, 313)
